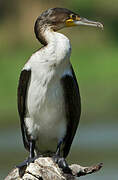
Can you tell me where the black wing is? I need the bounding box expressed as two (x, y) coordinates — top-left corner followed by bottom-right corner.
(61, 66), (81, 158)
(17, 69), (31, 151)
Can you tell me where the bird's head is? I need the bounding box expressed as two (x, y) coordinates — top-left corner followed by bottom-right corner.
(34, 8), (103, 44)
(35, 8), (103, 31)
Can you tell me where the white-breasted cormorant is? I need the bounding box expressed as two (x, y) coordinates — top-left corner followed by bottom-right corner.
(17, 8), (103, 171)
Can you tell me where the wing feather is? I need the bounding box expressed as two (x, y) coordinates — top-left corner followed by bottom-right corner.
(61, 66), (81, 158)
(17, 69), (31, 151)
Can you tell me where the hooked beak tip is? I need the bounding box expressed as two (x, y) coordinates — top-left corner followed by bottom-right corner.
(96, 22), (104, 30)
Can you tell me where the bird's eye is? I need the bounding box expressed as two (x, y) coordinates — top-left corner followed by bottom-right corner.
(71, 14), (77, 20)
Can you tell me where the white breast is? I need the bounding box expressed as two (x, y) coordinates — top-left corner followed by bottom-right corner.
(24, 31), (72, 153)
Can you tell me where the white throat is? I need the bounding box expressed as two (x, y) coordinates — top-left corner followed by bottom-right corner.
(43, 29), (72, 64)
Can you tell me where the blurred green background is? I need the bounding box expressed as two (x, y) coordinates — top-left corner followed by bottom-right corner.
(0, 0), (118, 179)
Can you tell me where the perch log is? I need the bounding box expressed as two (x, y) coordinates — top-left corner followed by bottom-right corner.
(5, 157), (103, 180)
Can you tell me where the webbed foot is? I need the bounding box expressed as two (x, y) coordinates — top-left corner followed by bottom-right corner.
(53, 155), (72, 174)
(16, 157), (35, 169)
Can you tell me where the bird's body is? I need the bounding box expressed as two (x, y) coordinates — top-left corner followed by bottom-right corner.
(24, 32), (71, 155)
(17, 8), (103, 168)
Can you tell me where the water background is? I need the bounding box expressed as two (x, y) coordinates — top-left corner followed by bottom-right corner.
(1, 123), (118, 179)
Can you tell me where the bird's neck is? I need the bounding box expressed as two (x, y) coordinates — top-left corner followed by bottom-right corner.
(37, 28), (71, 63)
(37, 27), (69, 45)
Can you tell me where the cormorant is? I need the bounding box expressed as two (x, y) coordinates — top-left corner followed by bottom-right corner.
(17, 8), (103, 170)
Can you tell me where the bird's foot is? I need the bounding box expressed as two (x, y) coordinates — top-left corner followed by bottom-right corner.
(52, 155), (72, 174)
(16, 153), (43, 169)
(16, 157), (36, 169)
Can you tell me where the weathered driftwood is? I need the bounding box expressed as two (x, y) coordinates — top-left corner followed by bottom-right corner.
(5, 157), (103, 180)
